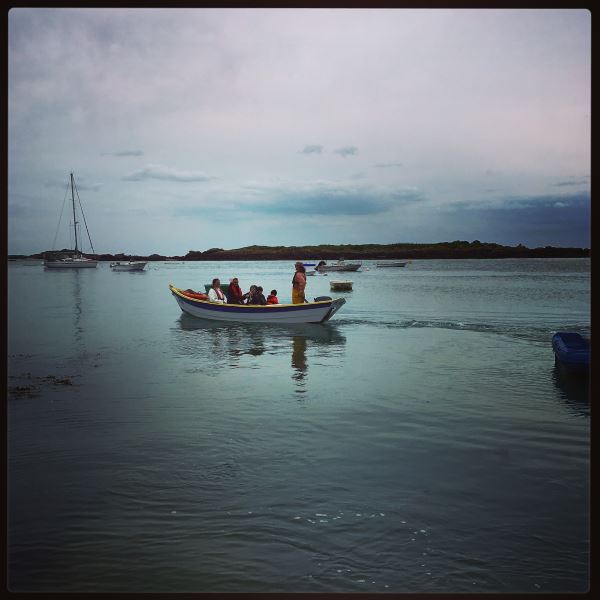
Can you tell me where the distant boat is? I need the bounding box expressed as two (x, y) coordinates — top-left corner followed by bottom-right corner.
(376, 260), (409, 267)
(8, 258), (43, 266)
(44, 173), (98, 269)
(329, 280), (353, 291)
(110, 261), (147, 272)
(170, 284), (346, 324)
(316, 259), (362, 272)
(552, 332), (590, 373)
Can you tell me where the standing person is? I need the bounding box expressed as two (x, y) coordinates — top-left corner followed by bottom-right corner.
(267, 289), (279, 304)
(208, 278), (226, 303)
(227, 277), (244, 304)
(292, 261), (307, 304)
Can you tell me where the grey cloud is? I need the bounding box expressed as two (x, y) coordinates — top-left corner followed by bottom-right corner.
(239, 184), (424, 216)
(44, 177), (101, 192)
(373, 162), (403, 168)
(445, 192), (590, 212)
(123, 165), (214, 183)
(300, 145), (324, 154)
(104, 150), (144, 157)
(449, 192), (590, 248)
(553, 179), (588, 187)
(334, 146), (358, 157)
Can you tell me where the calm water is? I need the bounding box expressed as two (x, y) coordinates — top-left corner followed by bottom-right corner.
(7, 258), (590, 592)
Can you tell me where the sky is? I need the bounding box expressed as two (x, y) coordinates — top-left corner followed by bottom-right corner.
(7, 8), (591, 256)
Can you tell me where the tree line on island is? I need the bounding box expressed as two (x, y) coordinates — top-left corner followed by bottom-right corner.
(12, 240), (590, 261)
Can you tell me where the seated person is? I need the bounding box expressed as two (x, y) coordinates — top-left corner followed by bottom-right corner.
(255, 286), (267, 305)
(227, 277), (244, 304)
(208, 278), (226, 303)
(243, 285), (259, 304)
(267, 289), (279, 304)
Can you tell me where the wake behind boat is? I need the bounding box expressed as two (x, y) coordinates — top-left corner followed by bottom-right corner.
(44, 172), (98, 269)
(169, 284), (346, 324)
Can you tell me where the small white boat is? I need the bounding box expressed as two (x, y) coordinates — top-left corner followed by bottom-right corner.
(305, 269), (316, 276)
(110, 261), (147, 272)
(316, 259), (362, 272)
(330, 280), (353, 291)
(376, 260), (409, 267)
(44, 173), (98, 269)
(170, 284), (346, 324)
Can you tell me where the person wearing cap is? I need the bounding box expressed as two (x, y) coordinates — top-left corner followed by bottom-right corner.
(292, 262), (307, 304)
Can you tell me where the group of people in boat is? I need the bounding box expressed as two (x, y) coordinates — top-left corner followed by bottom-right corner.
(208, 278), (279, 306)
(206, 262), (308, 306)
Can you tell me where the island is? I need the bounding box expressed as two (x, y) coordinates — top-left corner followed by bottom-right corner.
(10, 240), (590, 262)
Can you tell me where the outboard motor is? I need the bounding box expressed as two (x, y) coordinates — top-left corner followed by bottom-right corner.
(314, 296), (332, 302)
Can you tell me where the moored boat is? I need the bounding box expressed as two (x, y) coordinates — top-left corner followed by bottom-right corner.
(170, 284), (346, 324)
(45, 256), (98, 268)
(330, 280), (353, 291)
(376, 260), (409, 267)
(552, 332), (590, 373)
(110, 261), (147, 271)
(316, 259), (362, 272)
(44, 173), (98, 269)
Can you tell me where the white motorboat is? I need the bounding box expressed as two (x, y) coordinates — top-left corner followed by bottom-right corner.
(44, 173), (98, 269)
(316, 259), (362, 272)
(110, 261), (147, 272)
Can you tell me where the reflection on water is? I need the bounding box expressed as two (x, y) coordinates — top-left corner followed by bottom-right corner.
(551, 365), (590, 416)
(291, 336), (308, 391)
(176, 314), (346, 390)
(72, 270), (83, 343)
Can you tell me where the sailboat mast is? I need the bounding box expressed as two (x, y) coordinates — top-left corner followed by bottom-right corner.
(70, 172), (79, 254)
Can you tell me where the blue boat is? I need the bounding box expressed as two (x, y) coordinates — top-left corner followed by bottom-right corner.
(552, 332), (590, 372)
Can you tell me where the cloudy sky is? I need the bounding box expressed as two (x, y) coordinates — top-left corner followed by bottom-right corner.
(8, 8), (590, 255)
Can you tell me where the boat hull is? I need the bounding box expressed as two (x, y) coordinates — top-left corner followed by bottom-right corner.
(376, 261), (408, 267)
(111, 262), (147, 271)
(330, 280), (353, 291)
(170, 285), (346, 324)
(552, 332), (590, 373)
(317, 264), (361, 272)
(44, 259), (98, 268)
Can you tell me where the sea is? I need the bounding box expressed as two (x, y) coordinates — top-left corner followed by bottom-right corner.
(7, 258), (590, 593)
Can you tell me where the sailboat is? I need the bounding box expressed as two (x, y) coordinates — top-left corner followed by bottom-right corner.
(44, 173), (98, 269)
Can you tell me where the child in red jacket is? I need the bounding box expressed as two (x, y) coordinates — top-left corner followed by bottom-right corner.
(267, 289), (279, 304)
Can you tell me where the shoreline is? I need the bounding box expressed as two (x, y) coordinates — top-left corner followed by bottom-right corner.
(9, 241), (590, 262)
